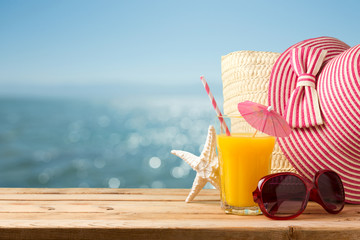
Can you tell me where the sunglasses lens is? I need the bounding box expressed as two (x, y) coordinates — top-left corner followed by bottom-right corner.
(318, 171), (345, 212)
(261, 175), (307, 217)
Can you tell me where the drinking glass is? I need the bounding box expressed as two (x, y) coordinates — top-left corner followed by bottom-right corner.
(216, 116), (276, 215)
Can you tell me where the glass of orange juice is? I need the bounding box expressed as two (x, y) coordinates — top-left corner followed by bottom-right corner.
(216, 116), (276, 215)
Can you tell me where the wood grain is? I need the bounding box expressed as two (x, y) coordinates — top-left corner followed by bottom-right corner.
(0, 188), (358, 240)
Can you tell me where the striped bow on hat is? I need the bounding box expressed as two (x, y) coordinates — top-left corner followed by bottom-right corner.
(284, 47), (328, 128)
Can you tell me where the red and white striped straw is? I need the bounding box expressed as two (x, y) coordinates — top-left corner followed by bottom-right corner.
(200, 76), (230, 136)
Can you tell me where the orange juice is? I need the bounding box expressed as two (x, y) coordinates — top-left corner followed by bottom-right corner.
(217, 133), (275, 210)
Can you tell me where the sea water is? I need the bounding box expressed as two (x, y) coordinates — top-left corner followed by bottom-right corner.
(0, 96), (214, 188)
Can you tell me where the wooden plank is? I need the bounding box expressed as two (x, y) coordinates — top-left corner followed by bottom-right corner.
(0, 188), (358, 240)
(0, 194), (216, 201)
(0, 221), (358, 240)
(0, 207), (357, 223)
(0, 200), (222, 214)
(0, 200), (355, 218)
(0, 213), (358, 227)
(0, 228), (290, 240)
(0, 188), (217, 195)
(0, 194), (218, 201)
(0, 189), (219, 201)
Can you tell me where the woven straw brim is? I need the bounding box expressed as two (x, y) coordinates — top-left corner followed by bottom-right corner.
(221, 50), (296, 173)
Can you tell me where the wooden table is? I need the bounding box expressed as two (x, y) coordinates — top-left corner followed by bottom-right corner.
(0, 188), (359, 240)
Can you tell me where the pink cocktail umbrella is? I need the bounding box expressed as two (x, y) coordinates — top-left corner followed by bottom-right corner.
(237, 101), (292, 138)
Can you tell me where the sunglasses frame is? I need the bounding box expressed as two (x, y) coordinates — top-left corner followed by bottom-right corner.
(252, 169), (345, 220)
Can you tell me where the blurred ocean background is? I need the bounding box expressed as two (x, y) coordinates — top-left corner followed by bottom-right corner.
(0, 92), (217, 188)
(1, 0), (358, 188)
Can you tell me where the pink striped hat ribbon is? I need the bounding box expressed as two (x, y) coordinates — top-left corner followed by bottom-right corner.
(284, 47), (328, 128)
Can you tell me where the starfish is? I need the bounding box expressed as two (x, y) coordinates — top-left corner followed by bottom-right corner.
(171, 125), (220, 203)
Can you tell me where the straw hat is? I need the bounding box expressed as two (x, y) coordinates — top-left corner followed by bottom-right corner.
(221, 51), (296, 173)
(268, 36), (360, 203)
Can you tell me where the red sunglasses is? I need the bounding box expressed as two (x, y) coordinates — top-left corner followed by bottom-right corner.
(252, 169), (345, 220)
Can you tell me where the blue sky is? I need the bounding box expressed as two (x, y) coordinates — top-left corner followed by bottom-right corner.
(0, 0), (359, 97)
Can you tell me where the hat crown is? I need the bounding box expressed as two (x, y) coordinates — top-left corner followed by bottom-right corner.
(318, 44), (360, 142)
